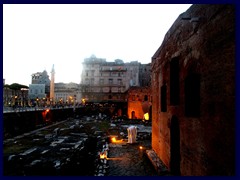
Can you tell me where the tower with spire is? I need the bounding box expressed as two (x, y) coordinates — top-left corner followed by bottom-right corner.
(50, 64), (55, 104)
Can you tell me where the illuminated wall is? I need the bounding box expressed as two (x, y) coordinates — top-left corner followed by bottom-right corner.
(127, 87), (151, 120)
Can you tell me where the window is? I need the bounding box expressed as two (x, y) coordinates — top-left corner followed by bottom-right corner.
(118, 79), (122, 85)
(144, 95), (148, 101)
(170, 58), (179, 105)
(185, 73), (200, 117)
(161, 84), (167, 112)
(100, 79), (104, 85)
(109, 79), (113, 85)
(85, 78), (89, 85)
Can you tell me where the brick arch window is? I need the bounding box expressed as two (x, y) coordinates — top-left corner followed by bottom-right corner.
(144, 95), (148, 101)
(170, 57), (180, 105)
(184, 73), (200, 117)
(161, 84), (167, 112)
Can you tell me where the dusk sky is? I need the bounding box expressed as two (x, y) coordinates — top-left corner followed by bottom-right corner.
(3, 4), (192, 86)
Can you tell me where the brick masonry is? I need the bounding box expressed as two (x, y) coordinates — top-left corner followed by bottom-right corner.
(151, 4), (235, 175)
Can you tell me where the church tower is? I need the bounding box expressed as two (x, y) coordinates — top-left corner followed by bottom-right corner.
(50, 64), (55, 104)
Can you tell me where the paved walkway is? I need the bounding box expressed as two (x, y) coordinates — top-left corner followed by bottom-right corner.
(106, 140), (159, 176)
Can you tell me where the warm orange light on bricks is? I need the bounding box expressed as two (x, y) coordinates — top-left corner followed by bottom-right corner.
(144, 113), (149, 120)
(111, 137), (117, 142)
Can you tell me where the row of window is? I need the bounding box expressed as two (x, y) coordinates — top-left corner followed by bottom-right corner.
(83, 87), (123, 93)
(130, 95), (149, 101)
(83, 94), (124, 100)
(85, 71), (124, 77)
(85, 78), (123, 85)
(160, 58), (200, 117)
(29, 89), (44, 94)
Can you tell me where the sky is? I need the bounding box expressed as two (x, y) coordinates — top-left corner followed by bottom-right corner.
(3, 4), (192, 86)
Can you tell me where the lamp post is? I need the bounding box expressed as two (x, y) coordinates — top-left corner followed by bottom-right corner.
(36, 97), (39, 107)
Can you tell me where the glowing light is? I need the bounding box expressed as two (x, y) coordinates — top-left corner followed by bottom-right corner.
(111, 137), (117, 142)
(144, 113), (149, 120)
(111, 136), (124, 144)
(139, 146), (143, 150)
(99, 152), (107, 159)
(46, 109), (49, 112)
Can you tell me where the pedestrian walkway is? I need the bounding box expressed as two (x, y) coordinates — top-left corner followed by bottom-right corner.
(106, 139), (159, 176)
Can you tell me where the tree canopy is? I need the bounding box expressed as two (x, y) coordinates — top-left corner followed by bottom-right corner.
(4, 83), (29, 90)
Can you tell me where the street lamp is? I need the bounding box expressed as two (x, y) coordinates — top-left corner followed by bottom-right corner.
(36, 98), (39, 107)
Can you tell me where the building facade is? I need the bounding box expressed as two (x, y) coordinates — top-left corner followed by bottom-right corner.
(3, 86), (29, 107)
(31, 70), (50, 97)
(81, 55), (142, 104)
(139, 63), (151, 87)
(54, 82), (81, 106)
(151, 4), (235, 175)
(28, 84), (46, 99)
(127, 86), (152, 120)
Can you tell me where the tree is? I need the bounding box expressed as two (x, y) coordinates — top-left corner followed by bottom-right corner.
(4, 83), (29, 90)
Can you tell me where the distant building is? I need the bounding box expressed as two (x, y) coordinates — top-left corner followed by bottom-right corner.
(80, 55), (146, 104)
(127, 86), (152, 120)
(31, 70), (50, 97)
(3, 86), (29, 107)
(54, 82), (80, 105)
(139, 63), (151, 87)
(28, 84), (46, 99)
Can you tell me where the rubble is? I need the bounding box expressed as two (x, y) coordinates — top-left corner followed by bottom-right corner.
(4, 115), (153, 176)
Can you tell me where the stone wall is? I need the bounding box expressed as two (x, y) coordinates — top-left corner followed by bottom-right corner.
(127, 87), (152, 120)
(151, 4), (235, 175)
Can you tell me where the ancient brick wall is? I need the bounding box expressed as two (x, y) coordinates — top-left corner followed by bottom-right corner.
(127, 87), (152, 119)
(151, 4), (235, 175)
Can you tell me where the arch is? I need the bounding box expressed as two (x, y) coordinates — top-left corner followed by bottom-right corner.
(170, 115), (181, 175)
(144, 95), (148, 101)
(185, 73), (200, 117)
(131, 111), (135, 119)
(170, 57), (180, 105)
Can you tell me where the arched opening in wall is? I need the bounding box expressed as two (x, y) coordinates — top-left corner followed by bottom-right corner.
(144, 95), (148, 101)
(131, 111), (135, 119)
(170, 57), (180, 105)
(161, 84), (167, 112)
(170, 115), (181, 175)
(184, 73), (200, 117)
